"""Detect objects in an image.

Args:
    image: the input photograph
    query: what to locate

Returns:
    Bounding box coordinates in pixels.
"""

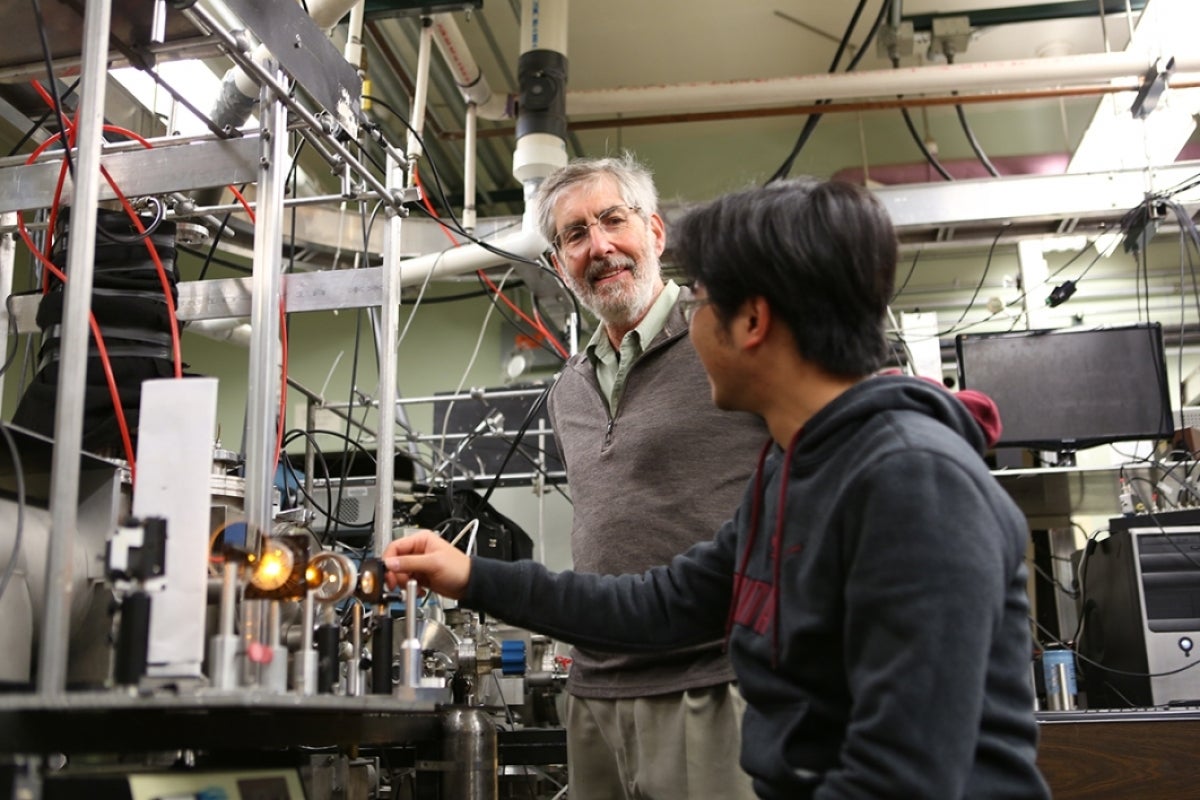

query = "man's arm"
[816,452,1015,798]
[385,520,741,652]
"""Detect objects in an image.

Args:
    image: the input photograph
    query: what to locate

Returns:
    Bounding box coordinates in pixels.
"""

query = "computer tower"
[1078,510,1200,707]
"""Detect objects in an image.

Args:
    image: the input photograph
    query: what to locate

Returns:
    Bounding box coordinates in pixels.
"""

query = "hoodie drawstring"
[725,429,804,668]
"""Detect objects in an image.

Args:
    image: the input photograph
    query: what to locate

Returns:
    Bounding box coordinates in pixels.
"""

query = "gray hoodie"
[467,375,1049,799]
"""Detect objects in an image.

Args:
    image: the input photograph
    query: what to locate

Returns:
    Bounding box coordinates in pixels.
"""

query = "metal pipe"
[463,103,478,232]
[294,591,318,695]
[564,51,1200,118]
[374,151,404,557]
[399,579,423,688]
[430,14,514,120]
[210,560,241,690]
[37,0,111,696]
[454,79,1200,139]
[242,74,288,551]
[344,1,367,70]
[0,212,14,404]
[184,5,403,210]
[407,19,435,165]
[347,601,363,696]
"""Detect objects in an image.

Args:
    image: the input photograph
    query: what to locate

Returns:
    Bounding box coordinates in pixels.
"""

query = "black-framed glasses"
[553,205,641,254]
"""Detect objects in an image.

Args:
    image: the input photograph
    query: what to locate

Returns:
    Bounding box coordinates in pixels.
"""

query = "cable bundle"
[12,206,181,456]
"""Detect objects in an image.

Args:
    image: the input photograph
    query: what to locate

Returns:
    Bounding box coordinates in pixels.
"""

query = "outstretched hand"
[382,530,472,599]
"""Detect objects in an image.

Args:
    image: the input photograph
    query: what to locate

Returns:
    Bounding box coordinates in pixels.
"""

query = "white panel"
[134,377,219,678]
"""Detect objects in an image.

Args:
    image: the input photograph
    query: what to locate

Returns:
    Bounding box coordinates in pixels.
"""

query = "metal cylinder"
[113,591,151,686]
[372,607,393,694]
[316,623,340,694]
[440,707,497,800]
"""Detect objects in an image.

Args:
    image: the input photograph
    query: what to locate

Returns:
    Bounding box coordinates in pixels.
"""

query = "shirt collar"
[586,280,682,363]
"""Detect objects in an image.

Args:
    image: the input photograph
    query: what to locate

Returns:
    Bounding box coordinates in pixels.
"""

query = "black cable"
[470,269,568,364]
[891,248,921,302]
[281,428,380,534]
[94,195,167,246]
[0,424,27,603]
[180,244,252,275]
[29,0,75,180]
[365,94,586,330]
[0,292,35,381]
[6,77,80,158]
[492,432,573,505]
[767,0,887,183]
[943,51,1000,178]
[1033,616,1200,681]
[898,105,954,181]
[954,104,1000,178]
[478,384,552,508]
[937,224,1007,336]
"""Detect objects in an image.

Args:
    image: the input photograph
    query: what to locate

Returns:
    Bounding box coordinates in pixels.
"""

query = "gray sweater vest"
[547,300,768,697]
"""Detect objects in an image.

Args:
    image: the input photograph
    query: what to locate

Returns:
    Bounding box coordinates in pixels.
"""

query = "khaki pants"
[565,683,756,800]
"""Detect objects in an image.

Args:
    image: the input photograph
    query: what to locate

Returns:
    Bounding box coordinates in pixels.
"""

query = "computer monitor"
[955,323,1173,454]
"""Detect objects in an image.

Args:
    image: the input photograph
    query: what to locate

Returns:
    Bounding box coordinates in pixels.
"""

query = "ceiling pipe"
[564,51,1200,118]
[453,78,1200,140]
[512,0,569,188]
[429,14,517,121]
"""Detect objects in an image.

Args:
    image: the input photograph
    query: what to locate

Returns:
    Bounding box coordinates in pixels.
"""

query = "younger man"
[385,179,1049,799]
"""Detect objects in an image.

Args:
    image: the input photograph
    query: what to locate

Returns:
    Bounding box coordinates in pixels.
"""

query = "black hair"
[674,178,896,378]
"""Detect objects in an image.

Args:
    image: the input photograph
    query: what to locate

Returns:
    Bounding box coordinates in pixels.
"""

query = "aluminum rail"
[38,0,111,697]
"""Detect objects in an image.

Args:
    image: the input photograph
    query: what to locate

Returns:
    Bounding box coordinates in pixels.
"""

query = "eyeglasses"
[680,296,711,324]
[553,205,641,254]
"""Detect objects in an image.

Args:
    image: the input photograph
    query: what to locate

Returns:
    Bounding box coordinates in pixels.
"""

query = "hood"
[799,374,990,459]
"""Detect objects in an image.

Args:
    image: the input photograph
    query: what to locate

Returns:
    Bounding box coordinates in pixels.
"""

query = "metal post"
[243,71,289,545]
[38,0,112,695]
[0,212,15,404]
[374,153,403,557]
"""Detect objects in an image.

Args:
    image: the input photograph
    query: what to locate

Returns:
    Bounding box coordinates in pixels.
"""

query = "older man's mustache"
[584,256,638,284]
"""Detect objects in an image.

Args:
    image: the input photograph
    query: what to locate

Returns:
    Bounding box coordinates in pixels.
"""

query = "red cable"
[23,95,185,378]
[275,297,288,474]
[412,167,569,359]
[13,222,138,480]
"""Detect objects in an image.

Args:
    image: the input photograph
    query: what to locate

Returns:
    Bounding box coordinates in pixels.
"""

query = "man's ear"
[549,250,565,277]
[739,296,772,350]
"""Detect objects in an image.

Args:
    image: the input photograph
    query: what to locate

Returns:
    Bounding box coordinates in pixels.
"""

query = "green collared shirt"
[586,280,682,414]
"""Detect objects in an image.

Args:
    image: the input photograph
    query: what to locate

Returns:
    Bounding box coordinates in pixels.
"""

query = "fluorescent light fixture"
[111,60,259,137]
[1069,0,1200,174]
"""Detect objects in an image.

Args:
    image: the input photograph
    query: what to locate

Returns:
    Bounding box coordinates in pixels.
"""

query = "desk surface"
[1037,709,1200,798]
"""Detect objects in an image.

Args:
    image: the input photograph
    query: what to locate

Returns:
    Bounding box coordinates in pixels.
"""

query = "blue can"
[1042,648,1077,709]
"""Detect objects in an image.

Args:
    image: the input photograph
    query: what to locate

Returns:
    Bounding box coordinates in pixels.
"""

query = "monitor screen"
[955,323,1174,451]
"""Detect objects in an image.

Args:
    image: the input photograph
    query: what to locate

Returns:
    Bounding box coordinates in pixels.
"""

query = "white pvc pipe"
[463,102,478,232]
[520,0,568,55]
[431,14,513,121]
[407,22,435,164]
[187,223,551,350]
[565,51,1200,118]
[397,222,548,286]
[344,1,366,70]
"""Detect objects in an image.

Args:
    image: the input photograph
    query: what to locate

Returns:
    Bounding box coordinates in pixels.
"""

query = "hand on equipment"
[382,530,472,600]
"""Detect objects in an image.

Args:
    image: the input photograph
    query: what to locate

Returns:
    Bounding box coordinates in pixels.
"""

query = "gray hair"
[532,153,661,245]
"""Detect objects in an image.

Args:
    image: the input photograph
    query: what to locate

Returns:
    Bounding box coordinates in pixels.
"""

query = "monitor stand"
[1037,449,1077,468]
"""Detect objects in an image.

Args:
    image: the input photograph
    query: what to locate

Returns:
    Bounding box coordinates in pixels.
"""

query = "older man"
[531,155,766,799]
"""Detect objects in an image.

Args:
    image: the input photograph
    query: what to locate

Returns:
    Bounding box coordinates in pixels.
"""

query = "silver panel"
[222,0,363,137]
[0,136,261,213]
[876,162,1200,230]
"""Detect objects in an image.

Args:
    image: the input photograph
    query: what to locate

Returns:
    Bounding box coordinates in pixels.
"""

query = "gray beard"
[573,255,660,329]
